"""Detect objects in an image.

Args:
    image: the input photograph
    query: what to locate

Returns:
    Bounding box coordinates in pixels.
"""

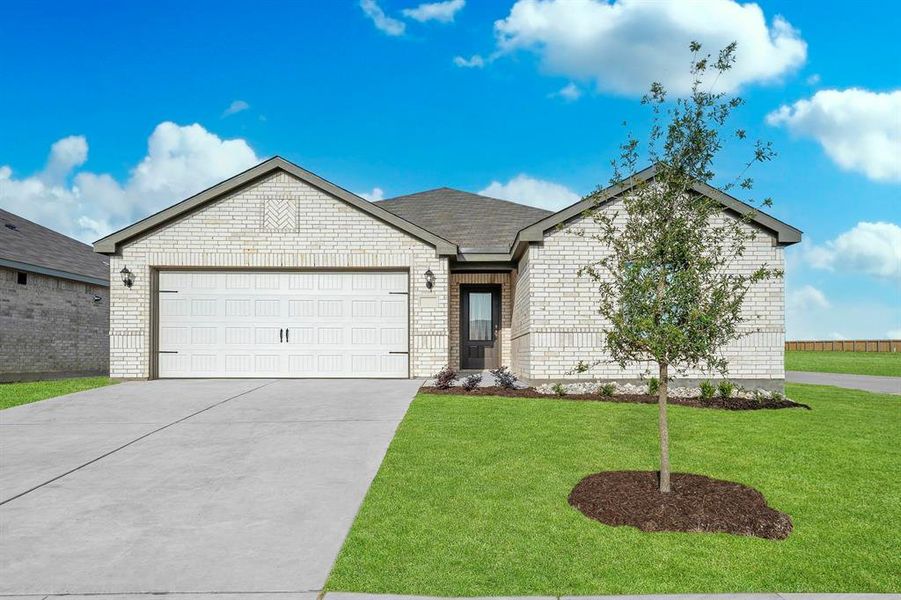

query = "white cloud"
[551,82,582,102]
[805,73,820,85]
[360,0,406,36]
[786,295,900,341]
[453,54,485,68]
[222,100,250,117]
[804,222,901,281]
[358,187,385,201]
[0,122,259,243]
[887,329,901,339]
[41,136,88,184]
[492,0,806,96]
[402,0,465,23]
[787,284,830,311]
[479,174,580,210]
[767,88,901,182]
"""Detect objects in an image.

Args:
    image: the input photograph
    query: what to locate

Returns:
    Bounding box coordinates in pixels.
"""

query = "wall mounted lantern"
[424,269,435,290]
[120,266,134,288]
[92,295,103,304]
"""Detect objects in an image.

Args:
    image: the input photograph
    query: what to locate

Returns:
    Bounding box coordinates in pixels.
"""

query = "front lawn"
[0,376,116,410]
[786,350,901,377]
[327,384,900,595]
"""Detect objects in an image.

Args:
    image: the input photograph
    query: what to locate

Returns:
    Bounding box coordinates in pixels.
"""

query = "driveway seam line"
[0,381,276,507]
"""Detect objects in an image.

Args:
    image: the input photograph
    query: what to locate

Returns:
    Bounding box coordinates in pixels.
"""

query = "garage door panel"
[157,271,409,378]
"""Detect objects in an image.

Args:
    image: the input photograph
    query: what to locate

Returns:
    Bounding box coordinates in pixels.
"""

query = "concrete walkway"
[786,370,901,394]
[0,378,422,597]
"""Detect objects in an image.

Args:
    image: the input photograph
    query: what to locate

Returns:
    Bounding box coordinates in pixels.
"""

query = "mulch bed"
[569,471,793,540]
[419,386,810,411]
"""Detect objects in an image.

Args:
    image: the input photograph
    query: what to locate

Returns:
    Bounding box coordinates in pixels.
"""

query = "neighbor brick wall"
[0,267,109,380]
[108,170,448,378]
[524,198,785,383]
[449,272,512,370]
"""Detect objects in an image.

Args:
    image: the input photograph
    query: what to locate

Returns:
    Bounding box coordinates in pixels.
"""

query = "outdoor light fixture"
[424,269,435,290]
[92,295,103,304]
[120,266,134,288]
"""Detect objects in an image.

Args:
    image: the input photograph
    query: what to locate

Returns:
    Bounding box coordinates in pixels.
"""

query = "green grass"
[786,350,901,377]
[0,377,116,410]
[327,384,900,594]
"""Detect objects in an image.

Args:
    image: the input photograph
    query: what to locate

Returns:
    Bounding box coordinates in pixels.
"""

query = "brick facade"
[512,198,786,387]
[0,267,109,380]
[108,171,448,379]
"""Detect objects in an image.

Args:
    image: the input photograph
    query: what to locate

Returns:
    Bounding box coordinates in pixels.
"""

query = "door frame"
[459,283,502,370]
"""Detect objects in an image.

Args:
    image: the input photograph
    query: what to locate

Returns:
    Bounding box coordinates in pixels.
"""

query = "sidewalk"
[786,370,901,394]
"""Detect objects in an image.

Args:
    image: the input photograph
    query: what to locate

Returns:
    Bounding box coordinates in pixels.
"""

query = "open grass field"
[0,377,115,410]
[327,384,900,595]
[785,350,901,377]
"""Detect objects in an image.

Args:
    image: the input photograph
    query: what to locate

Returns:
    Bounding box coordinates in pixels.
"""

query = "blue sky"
[1,0,898,339]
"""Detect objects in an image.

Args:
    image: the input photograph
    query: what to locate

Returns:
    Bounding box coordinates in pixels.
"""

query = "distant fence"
[786,340,900,353]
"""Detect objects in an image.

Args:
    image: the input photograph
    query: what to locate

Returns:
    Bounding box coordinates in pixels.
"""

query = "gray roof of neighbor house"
[376,188,553,252]
[0,209,110,286]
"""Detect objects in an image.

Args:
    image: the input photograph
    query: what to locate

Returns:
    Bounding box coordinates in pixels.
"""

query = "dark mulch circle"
[420,386,810,411]
[569,471,793,540]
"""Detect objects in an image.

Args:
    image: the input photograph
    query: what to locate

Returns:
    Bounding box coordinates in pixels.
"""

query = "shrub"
[647,376,659,395]
[717,380,735,399]
[490,366,518,389]
[461,373,482,392]
[699,380,715,401]
[771,390,784,402]
[434,366,457,390]
[552,382,567,396]
[752,389,766,403]
[599,383,617,398]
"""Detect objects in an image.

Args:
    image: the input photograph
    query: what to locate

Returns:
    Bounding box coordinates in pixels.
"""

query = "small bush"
[461,373,482,391]
[771,390,784,402]
[717,380,735,399]
[752,389,766,403]
[647,377,660,395]
[699,380,715,401]
[599,383,616,398]
[434,366,457,390]
[552,382,567,396]
[490,366,518,389]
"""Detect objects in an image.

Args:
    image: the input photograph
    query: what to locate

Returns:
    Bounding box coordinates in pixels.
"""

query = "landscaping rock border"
[419,386,810,410]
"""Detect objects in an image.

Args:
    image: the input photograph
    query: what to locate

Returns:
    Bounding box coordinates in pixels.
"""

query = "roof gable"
[515,164,802,250]
[376,188,552,251]
[0,209,109,285]
[94,157,457,255]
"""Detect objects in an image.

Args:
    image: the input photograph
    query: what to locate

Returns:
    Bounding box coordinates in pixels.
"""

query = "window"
[16,272,27,285]
[469,292,492,341]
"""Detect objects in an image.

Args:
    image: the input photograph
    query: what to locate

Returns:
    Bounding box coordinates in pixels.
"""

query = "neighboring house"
[94,157,801,389]
[0,209,110,381]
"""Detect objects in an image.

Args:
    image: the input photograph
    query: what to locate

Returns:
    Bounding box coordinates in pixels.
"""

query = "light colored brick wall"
[449,272,512,370]
[526,198,785,383]
[109,171,448,378]
[0,267,109,380]
[510,249,531,378]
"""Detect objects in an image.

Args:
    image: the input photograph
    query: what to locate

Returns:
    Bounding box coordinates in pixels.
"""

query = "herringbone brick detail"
[262,198,298,231]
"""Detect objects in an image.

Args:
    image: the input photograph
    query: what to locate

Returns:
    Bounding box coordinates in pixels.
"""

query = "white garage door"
[157,271,409,378]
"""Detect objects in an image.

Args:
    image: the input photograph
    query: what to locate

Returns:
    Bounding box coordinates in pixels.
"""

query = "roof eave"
[0,257,109,287]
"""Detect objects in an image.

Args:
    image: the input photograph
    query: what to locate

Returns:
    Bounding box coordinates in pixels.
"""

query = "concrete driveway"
[0,378,422,598]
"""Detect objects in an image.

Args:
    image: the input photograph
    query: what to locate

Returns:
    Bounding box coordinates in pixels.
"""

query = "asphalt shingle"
[375,188,553,252]
[0,209,110,282]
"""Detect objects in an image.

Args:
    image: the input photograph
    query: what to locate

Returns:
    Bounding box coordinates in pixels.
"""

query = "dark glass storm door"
[460,284,501,369]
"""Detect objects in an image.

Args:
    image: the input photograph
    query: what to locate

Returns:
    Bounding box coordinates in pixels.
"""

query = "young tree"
[576,42,782,492]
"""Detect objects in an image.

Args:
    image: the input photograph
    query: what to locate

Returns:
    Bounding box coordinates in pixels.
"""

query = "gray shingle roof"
[0,209,110,284]
[375,188,553,252]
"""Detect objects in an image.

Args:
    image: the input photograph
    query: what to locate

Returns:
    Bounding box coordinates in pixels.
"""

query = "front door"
[460,284,501,370]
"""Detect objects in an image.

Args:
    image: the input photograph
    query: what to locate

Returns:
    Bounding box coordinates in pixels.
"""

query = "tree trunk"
[658,362,671,493]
